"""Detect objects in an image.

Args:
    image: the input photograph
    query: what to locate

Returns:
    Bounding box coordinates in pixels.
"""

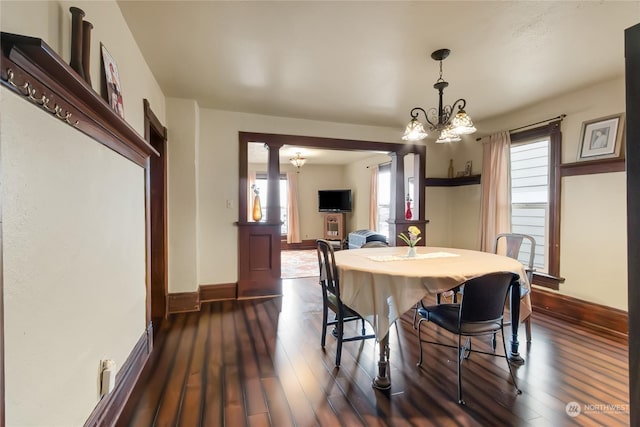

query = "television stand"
[323,213,344,247]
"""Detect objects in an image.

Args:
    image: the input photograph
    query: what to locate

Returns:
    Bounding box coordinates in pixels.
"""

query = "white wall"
[1,1,166,424]
[444,77,627,310]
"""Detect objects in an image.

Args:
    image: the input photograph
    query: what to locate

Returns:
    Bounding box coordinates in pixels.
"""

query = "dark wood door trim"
[143,99,168,330]
[238,132,425,298]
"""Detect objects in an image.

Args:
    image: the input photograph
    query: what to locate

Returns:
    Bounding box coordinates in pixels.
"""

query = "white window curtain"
[286,172,301,243]
[369,166,379,230]
[248,171,256,222]
[480,131,512,252]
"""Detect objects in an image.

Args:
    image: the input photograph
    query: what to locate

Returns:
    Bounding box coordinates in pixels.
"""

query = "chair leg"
[501,326,522,395]
[361,318,366,335]
[416,319,425,367]
[321,307,328,348]
[524,317,532,343]
[335,316,344,367]
[457,334,465,405]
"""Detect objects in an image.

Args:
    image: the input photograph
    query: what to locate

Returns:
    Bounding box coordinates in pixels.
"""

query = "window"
[510,138,549,272]
[510,121,563,288]
[255,174,288,235]
[377,163,391,238]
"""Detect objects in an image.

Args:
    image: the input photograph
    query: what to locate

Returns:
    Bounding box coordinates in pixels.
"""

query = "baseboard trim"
[531,287,628,341]
[167,291,199,313]
[281,239,317,250]
[200,283,236,302]
[168,283,238,314]
[84,323,152,427]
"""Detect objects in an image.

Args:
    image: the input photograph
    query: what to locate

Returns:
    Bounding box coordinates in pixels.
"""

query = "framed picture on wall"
[577,113,625,161]
[101,43,124,119]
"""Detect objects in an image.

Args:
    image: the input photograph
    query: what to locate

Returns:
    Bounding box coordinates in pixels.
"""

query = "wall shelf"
[0,31,157,166]
[425,175,481,187]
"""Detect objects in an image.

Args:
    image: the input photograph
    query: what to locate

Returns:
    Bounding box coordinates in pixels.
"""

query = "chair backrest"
[459,272,519,323]
[494,233,536,280]
[317,239,341,299]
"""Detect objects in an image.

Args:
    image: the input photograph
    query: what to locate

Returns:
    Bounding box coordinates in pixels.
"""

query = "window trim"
[510,120,564,289]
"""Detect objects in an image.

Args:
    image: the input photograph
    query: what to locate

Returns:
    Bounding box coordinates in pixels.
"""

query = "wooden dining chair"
[416,271,523,405]
[316,239,375,367]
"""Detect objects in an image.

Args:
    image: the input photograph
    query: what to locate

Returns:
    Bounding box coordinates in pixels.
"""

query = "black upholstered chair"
[316,239,375,367]
[416,271,522,405]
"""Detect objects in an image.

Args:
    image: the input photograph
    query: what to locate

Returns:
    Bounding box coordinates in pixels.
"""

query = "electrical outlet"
[100,359,116,396]
[226,199,232,209]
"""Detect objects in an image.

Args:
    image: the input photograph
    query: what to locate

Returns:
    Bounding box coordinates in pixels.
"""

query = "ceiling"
[118,1,639,163]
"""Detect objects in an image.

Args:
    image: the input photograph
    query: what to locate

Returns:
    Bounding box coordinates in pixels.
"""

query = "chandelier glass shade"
[402,49,477,143]
[289,152,307,168]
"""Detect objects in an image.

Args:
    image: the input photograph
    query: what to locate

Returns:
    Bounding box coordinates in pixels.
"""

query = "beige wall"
[443,77,627,310]
[2,94,147,426]
[176,108,407,289]
[1,0,166,424]
[344,153,393,232]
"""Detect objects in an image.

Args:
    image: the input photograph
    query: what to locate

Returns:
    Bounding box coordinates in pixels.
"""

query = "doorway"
[238,132,426,298]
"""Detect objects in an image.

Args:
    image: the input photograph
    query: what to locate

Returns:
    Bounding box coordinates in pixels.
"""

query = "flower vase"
[252,195,262,221]
[405,201,412,220]
[407,246,417,257]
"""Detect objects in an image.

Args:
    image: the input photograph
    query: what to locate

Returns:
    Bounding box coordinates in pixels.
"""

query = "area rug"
[281,249,319,279]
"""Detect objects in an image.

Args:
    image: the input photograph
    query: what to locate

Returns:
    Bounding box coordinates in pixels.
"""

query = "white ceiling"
[118,0,639,164]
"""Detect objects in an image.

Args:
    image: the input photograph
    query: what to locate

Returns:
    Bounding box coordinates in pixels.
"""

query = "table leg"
[509,280,525,365]
[373,333,391,390]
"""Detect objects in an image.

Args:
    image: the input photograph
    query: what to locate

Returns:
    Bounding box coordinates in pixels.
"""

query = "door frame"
[144,99,168,333]
[237,132,426,298]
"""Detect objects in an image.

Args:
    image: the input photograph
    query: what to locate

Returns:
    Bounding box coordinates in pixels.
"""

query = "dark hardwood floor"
[117,278,629,426]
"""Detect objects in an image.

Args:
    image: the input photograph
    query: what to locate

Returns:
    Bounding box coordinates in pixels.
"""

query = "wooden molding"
[84,324,152,427]
[425,175,481,187]
[531,287,628,341]
[281,239,317,250]
[560,158,626,177]
[168,283,239,313]
[200,283,236,302]
[167,292,199,313]
[531,272,564,291]
[0,32,158,166]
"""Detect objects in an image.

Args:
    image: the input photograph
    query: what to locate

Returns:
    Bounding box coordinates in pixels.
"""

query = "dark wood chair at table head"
[494,232,536,343]
[316,239,375,367]
[416,271,522,405]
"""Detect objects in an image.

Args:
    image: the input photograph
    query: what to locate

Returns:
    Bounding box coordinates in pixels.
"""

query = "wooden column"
[388,146,428,246]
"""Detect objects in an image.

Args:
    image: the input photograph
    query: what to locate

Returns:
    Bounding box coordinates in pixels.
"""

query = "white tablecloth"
[333,246,532,341]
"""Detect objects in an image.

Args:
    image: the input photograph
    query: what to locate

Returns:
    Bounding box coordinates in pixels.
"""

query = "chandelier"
[402,49,476,143]
[289,152,307,169]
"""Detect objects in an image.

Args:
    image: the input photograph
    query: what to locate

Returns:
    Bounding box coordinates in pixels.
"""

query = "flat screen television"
[318,189,352,212]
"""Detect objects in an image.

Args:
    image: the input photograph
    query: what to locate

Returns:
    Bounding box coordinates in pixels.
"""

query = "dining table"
[333,245,531,390]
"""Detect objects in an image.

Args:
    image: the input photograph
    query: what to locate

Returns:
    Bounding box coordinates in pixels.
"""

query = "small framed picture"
[101,44,124,118]
[577,113,625,161]
[464,161,472,176]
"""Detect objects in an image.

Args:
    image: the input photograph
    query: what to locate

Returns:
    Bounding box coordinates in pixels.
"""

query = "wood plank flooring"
[117,278,630,426]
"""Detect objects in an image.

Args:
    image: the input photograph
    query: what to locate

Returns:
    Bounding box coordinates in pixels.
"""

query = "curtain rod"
[475,114,566,141]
